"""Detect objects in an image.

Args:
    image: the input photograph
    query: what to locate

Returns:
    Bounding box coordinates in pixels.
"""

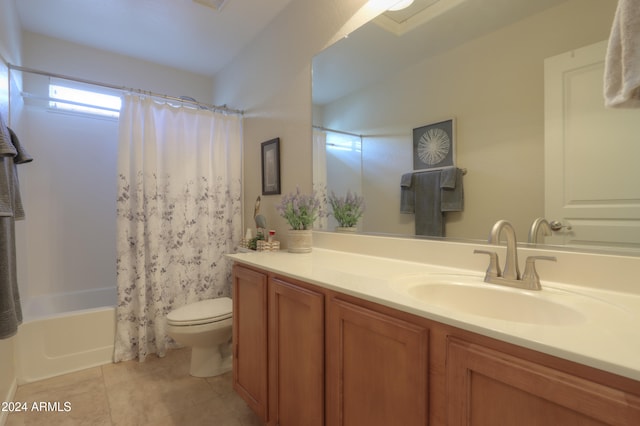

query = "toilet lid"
[167,297,232,326]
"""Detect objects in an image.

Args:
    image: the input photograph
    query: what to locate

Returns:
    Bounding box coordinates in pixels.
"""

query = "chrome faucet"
[528,217,552,244]
[475,220,556,290]
[489,220,519,280]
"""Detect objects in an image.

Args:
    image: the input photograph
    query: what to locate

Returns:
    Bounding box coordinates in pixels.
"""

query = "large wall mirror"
[312,0,640,255]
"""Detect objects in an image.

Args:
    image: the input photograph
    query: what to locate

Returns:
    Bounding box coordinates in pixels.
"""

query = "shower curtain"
[114,95,242,362]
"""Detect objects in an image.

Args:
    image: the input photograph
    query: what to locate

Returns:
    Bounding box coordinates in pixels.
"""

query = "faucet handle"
[522,256,557,290]
[474,250,501,280]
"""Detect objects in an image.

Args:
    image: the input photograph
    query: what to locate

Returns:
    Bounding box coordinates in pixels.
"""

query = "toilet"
[166,297,233,378]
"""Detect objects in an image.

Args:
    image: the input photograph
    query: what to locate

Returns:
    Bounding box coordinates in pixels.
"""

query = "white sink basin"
[394,274,587,325]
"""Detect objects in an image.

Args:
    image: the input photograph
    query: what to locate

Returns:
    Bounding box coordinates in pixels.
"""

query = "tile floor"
[6,348,263,426]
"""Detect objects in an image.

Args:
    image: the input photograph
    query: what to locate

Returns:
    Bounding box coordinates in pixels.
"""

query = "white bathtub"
[16,287,117,384]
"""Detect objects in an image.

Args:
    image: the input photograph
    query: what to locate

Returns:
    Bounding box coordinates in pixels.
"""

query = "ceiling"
[14,0,571,102]
[15,0,295,77]
[313,0,569,105]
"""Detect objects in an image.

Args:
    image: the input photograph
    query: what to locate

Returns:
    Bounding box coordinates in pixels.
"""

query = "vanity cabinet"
[445,336,640,425]
[325,295,429,426]
[232,264,324,426]
[232,265,269,421]
[268,276,324,426]
[232,263,640,426]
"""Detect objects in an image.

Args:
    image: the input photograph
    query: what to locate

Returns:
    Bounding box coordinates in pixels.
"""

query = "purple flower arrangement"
[276,187,323,230]
[328,190,365,228]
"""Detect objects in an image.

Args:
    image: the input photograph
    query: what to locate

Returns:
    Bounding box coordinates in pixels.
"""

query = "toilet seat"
[167,297,232,326]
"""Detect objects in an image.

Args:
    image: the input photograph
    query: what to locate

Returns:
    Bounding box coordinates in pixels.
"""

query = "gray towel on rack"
[400,172,415,214]
[0,122,17,158]
[441,167,464,212]
[413,170,444,237]
[8,128,33,165]
[0,115,30,339]
[6,128,31,220]
[440,166,457,189]
[0,119,17,217]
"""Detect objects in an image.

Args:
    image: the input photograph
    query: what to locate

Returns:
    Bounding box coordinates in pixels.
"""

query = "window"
[326,131,362,152]
[49,78,121,118]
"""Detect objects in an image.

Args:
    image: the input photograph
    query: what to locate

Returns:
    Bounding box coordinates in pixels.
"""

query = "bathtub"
[16,287,116,384]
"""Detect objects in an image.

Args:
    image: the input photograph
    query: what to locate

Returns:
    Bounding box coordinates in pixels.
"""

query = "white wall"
[0,0,21,67]
[212,0,382,240]
[16,104,119,301]
[21,33,213,102]
[319,0,616,240]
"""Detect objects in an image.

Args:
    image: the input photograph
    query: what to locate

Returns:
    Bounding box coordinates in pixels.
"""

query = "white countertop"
[227,248,640,381]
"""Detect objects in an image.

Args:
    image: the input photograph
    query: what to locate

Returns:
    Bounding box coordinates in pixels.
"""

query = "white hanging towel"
[604,0,640,108]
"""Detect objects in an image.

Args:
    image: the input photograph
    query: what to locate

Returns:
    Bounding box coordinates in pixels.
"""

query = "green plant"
[328,190,365,227]
[276,187,322,230]
[247,232,265,250]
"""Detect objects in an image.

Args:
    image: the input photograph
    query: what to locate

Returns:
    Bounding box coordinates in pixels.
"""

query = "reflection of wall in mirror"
[325,131,363,230]
[315,0,616,242]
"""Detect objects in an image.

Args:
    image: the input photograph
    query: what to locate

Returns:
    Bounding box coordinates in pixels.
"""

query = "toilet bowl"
[166,297,233,378]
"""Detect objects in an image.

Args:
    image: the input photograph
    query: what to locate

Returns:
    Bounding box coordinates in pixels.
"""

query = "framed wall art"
[412,118,455,171]
[261,137,281,195]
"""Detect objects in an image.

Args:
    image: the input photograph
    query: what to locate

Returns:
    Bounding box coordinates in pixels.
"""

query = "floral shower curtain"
[114,95,242,362]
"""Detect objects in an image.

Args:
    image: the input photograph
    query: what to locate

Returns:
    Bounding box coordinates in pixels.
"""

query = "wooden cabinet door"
[326,297,429,426]
[268,277,324,426]
[446,337,640,425]
[232,265,269,422]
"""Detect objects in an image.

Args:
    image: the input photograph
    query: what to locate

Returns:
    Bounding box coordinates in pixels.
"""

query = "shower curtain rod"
[8,63,243,115]
[313,125,362,138]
